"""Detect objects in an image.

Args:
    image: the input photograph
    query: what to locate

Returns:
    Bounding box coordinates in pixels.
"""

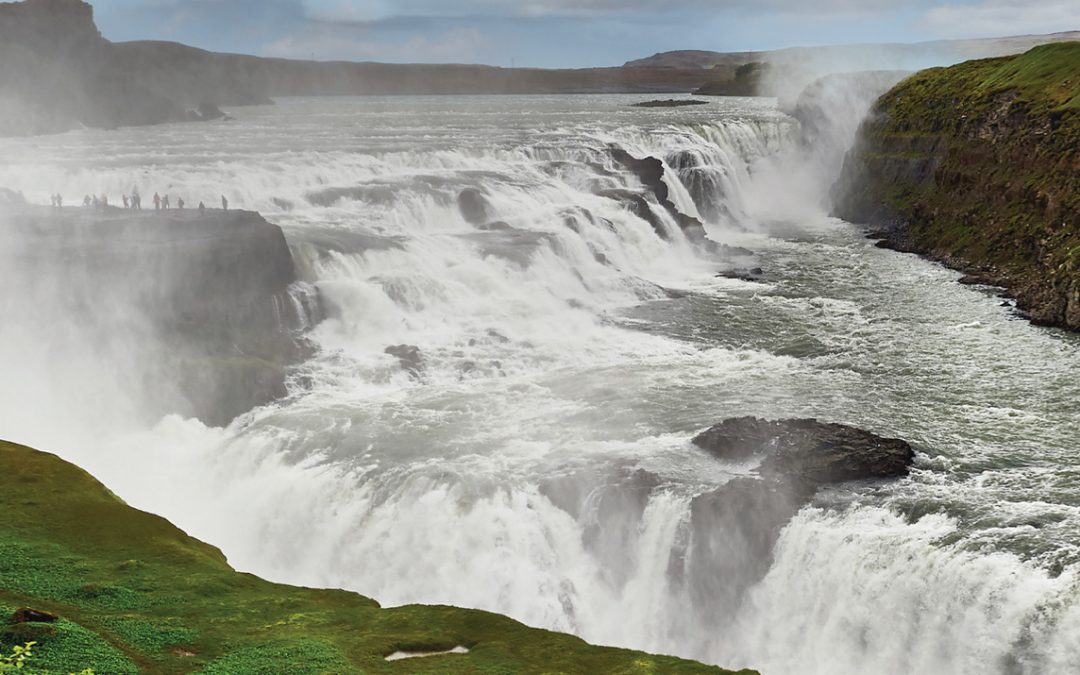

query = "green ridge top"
[0,440,753,674]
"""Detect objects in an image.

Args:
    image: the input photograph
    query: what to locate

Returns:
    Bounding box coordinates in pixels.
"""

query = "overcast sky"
[90,0,1080,67]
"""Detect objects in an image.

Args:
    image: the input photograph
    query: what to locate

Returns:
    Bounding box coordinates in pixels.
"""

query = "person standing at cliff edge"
[221,195,228,211]
[153,192,161,210]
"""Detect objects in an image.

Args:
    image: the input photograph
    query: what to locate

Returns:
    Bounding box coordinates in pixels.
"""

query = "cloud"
[302,0,938,22]
[921,0,1080,38]
[262,23,490,62]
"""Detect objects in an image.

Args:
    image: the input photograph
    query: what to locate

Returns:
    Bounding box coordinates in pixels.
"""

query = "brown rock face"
[12,607,59,624]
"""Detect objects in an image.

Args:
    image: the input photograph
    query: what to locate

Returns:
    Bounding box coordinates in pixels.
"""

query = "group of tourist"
[62,190,232,214]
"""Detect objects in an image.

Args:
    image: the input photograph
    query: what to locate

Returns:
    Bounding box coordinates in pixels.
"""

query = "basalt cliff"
[834,43,1080,331]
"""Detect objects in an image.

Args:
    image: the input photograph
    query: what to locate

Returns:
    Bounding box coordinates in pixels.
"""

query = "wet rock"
[608,148,716,251]
[477,220,512,231]
[197,103,226,120]
[716,267,764,282]
[693,417,914,488]
[686,477,804,619]
[958,272,997,286]
[631,99,710,108]
[386,344,424,376]
[457,188,491,225]
[12,608,59,624]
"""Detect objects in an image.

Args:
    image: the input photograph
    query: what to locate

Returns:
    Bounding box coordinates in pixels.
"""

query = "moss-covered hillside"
[0,440,753,674]
[833,42,1080,330]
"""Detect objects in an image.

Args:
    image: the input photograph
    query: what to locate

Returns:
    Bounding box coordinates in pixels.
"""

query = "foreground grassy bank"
[0,440,752,674]
[834,43,1080,330]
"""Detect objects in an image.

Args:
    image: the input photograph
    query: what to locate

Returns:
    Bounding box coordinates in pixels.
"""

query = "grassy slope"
[845,42,1080,327]
[0,440,753,674]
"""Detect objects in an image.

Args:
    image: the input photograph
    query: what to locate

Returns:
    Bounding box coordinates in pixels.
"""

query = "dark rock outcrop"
[0,206,310,425]
[630,99,709,108]
[833,44,1080,332]
[685,417,914,619]
[386,344,424,377]
[716,267,764,282]
[693,417,914,489]
[457,188,491,225]
[12,608,59,624]
[609,148,722,254]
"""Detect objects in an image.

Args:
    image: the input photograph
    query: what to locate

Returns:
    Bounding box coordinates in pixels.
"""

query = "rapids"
[1,94,1078,674]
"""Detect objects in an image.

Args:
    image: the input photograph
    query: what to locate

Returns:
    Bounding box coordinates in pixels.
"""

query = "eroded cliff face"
[0,0,269,136]
[0,207,311,426]
[833,43,1080,331]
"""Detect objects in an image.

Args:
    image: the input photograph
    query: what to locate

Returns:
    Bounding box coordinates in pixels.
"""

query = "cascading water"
[1,94,1079,675]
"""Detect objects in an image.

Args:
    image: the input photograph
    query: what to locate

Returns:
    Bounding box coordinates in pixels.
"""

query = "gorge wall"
[0,205,310,426]
[833,43,1080,331]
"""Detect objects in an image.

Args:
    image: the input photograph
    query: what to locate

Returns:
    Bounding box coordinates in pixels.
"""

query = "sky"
[89,0,1080,68]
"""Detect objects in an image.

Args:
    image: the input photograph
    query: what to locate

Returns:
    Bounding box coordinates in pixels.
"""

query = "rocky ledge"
[693,416,915,490]
[686,418,914,620]
[0,204,313,425]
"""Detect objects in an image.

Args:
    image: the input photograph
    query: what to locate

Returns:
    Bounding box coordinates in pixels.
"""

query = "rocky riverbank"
[833,43,1080,331]
[0,204,312,425]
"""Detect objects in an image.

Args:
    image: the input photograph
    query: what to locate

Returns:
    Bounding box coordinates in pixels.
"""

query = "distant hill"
[0,0,717,136]
[3,0,1078,137]
[637,32,1080,103]
[626,32,1080,70]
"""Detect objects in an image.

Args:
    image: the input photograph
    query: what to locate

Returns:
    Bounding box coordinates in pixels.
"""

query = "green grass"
[0,440,753,674]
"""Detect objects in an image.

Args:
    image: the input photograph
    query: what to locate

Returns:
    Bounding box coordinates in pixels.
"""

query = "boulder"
[386,344,424,376]
[692,417,914,488]
[12,608,59,624]
[457,189,491,225]
[196,102,226,120]
[716,267,764,282]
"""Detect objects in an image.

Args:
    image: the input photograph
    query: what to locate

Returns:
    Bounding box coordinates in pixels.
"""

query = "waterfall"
[2,95,1077,675]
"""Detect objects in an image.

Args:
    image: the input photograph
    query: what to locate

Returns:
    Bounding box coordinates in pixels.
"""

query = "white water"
[1,94,1079,674]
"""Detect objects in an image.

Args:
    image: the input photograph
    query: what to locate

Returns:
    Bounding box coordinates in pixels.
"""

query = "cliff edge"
[834,43,1080,331]
[0,439,753,674]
